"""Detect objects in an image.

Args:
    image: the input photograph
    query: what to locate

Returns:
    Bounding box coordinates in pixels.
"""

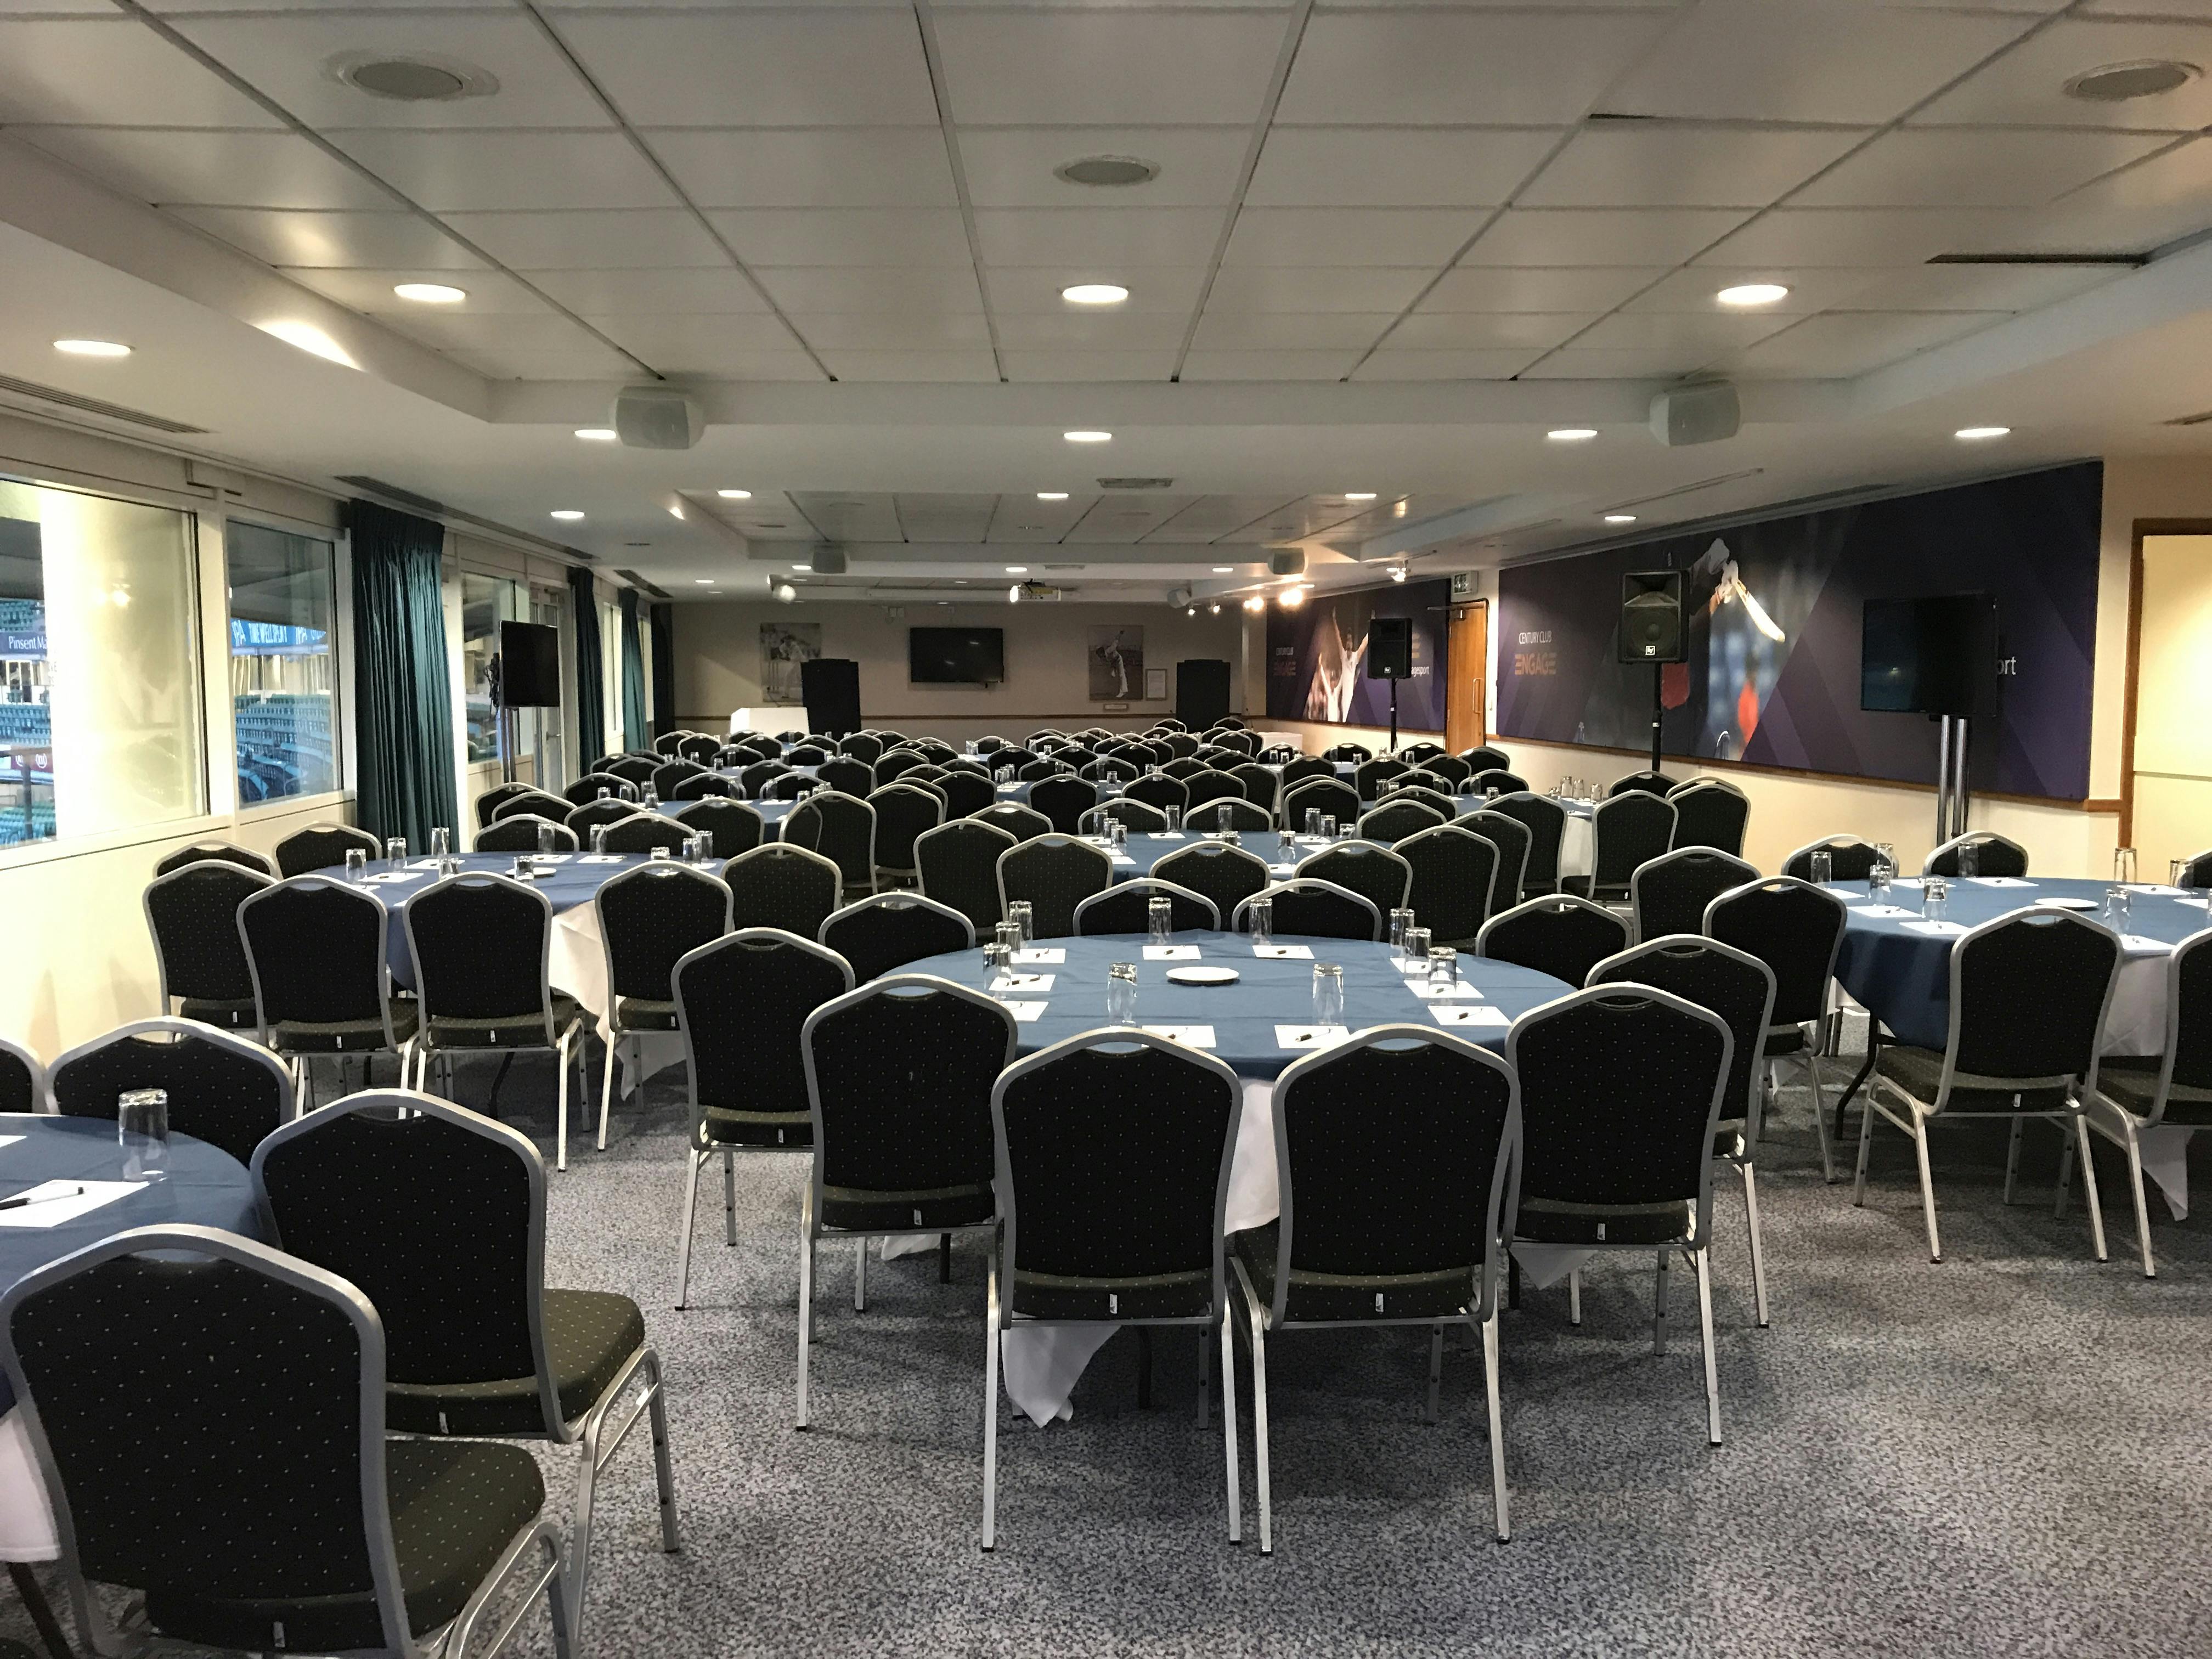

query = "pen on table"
[0,1186,82,1212]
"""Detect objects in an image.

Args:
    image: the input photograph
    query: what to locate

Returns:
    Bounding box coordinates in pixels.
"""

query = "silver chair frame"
[1229,878,1385,941]
[1920,830,2030,878]
[1298,839,1415,915]
[994,834,1114,933]
[595,861,735,1155]
[1627,846,1757,946]
[1706,876,1850,1187]
[239,876,417,1111]
[48,1015,295,1135]
[1071,879,1220,936]
[819,891,976,971]
[0,1035,47,1116]
[142,860,274,1023]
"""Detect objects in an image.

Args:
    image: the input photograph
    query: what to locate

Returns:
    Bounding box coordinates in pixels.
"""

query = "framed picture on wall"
[760,622,821,706]
[1088,625,1143,701]
[1144,667,1167,700]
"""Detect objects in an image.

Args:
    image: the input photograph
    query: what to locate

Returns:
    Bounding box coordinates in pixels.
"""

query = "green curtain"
[618,588,647,754]
[648,602,675,740]
[569,567,604,771]
[348,499,456,847]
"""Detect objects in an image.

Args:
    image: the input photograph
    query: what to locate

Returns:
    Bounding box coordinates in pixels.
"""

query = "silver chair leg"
[1739,1160,1770,1328]
[2072,1113,2109,1262]
[1482,1310,1510,1543]
[1804,1053,1835,1184]
[855,1236,868,1313]
[796,1184,816,1430]
[674,1148,703,1310]
[1218,1308,1242,1548]
[1567,1268,1581,1326]
[597,1031,618,1153]
[1425,1326,1443,1425]
[981,1262,1001,1551]
[1196,1322,1210,1426]
[1245,1291,1270,1555]
[2055,1132,2074,1216]
[555,1030,572,1173]
[1852,1087,1877,1204]
[2123,1122,2157,1278]
[1652,1250,1668,1355]
[722,1150,737,1246]
[642,1348,684,1554]
[1910,1110,1941,1263]
[2004,1118,2023,1205]
[1693,1248,1721,1447]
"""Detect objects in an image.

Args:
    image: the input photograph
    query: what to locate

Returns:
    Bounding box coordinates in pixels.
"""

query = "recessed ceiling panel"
[815,349,998,381]
[527,266,772,314]
[958,127,1249,208]
[0,18,283,127]
[167,207,488,270]
[1066,494,1201,543]
[1415,265,1669,312]
[998,349,1176,381]
[438,210,729,270]
[1190,313,1398,349]
[1191,266,1432,313]
[1222,208,1487,268]
[754,266,986,315]
[1459,208,1754,267]
[1718,309,2010,377]
[330,131,676,212]
[893,493,998,541]
[1916,18,2212,130]
[1351,349,1548,380]
[792,493,906,542]
[1517,124,1871,209]
[641,129,958,209]
[973,208,1226,268]
[283,267,552,315]
[1384,312,1600,350]
[1179,349,1363,381]
[1141,495,1305,544]
[704,208,973,267]
[1245,128,1562,208]
[1691,207,2030,267]
[1792,127,2174,208]
[986,494,1096,543]
[933,10,1287,125]
[17,128,399,210]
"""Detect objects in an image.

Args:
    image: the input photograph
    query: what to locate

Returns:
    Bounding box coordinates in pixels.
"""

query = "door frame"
[1446,599,1488,754]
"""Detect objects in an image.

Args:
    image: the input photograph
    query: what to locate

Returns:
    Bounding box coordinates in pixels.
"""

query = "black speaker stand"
[1387,676,1400,757]
[1649,664,1664,773]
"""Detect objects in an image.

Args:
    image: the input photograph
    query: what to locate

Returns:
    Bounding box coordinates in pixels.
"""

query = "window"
[227,521,337,804]
[461,572,522,765]
[0,479,202,849]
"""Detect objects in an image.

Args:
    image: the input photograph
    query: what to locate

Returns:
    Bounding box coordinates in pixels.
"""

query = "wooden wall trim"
[2116,520,2210,846]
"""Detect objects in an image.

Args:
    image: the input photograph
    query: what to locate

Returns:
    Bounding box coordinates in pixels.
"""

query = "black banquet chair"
[916,820,1017,935]
[1082,797,1168,836]
[1922,831,2029,879]
[1507,985,1735,1444]
[1476,894,1630,989]
[239,876,418,1105]
[49,1017,292,1166]
[2087,927,2212,1276]
[1231,1026,1519,1553]
[143,859,273,1031]
[1466,809,1532,910]
[997,835,1113,939]
[1233,879,1381,942]
[798,978,1016,1426]
[820,893,974,982]
[983,1029,1244,1549]
[0,1036,44,1115]
[400,873,588,1169]
[598,814,692,857]
[667,771,736,804]
[1153,842,1272,923]
[866,782,943,888]
[152,840,274,878]
[1667,778,1750,856]
[566,799,640,843]
[1281,778,1360,834]
[497,787,575,823]
[252,1094,681,1642]
[1356,800,1445,844]
[816,757,875,798]
[724,843,842,938]
[1190,797,1272,836]
[1580,790,1677,904]
[1396,822,1500,949]
[1607,769,1675,797]
[972,802,1051,844]
[672,931,854,1308]
[594,861,733,1151]
[1706,877,1851,1185]
[476,816,578,855]
[1460,744,1510,774]
[273,821,383,877]
[1073,879,1220,936]
[1483,794,1562,902]
[0,1225,574,1659]
[476,782,540,828]
[1855,909,2118,1264]
[675,798,765,860]
[1782,835,1883,883]
[1630,847,1758,943]
[1028,776,1098,836]
[1300,842,1414,921]
[1122,774,1189,817]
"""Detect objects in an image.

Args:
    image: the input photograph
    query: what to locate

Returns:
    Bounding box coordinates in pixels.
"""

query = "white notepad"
[2121,935,2175,953]
[1859,904,1917,918]
[1143,945,1200,961]
[364,871,423,884]
[1142,1025,1216,1048]
[1964,876,2034,887]
[1408,980,1483,1000]
[990,973,1055,994]
[1903,919,1967,936]
[1012,947,1065,965]
[1110,854,1137,866]
[0,1180,142,1228]
[1276,1024,1351,1051]
[1430,1005,1510,1028]
[1268,865,1300,877]
[1000,1001,1048,1023]
[579,854,625,865]
[1253,944,1314,960]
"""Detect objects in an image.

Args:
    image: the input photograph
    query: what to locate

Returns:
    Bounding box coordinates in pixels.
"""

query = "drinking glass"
[1923,874,1949,922]
[590,824,609,854]
[1485,786,1500,802]
[982,941,1012,980]
[1009,901,1035,946]
[345,847,368,883]
[1876,842,1896,875]
[1215,805,1234,834]
[995,921,1023,955]
[1312,963,1345,1025]
[1389,907,1415,952]
[1109,821,1129,852]
[643,787,661,810]
[2172,857,2188,889]
[996,768,1014,785]
[537,819,559,855]
[648,845,670,861]
[438,854,461,878]
[1107,962,1138,1025]
[1148,895,1173,947]
[1165,806,1183,834]
[597,787,612,802]
[1869,858,1892,899]
[1428,945,1458,986]
[1319,815,1337,842]
[511,855,535,880]
[1403,926,1432,968]
[1248,895,1273,948]
[2105,885,2132,933]
[430,826,452,857]
[117,1087,168,1181]
[1957,840,1979,879]
[2114,847,2138,885]
[1810,850,1833,887]
[686,833,710,864]
[1304,808,1322,839]
[385,837,407,864]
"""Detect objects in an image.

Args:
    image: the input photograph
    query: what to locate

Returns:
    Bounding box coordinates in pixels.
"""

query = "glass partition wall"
[226,520,338,804]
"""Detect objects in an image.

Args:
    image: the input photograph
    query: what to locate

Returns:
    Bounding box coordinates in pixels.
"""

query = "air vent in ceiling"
[1054,156,1159,188]
[1927,252,2146,267]
[2064,59,2199,103]
[1098,477,1173,489]
[615,569,671,600]
[1584,111,1658,122]
[0,374,207,434]
[330,53,498,103]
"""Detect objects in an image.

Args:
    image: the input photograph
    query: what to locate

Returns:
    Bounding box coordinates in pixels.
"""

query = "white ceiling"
[0,1,2209,600]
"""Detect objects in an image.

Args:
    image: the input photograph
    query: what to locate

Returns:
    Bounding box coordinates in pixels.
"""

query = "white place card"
[1110,854,1137,866]
[0,1137,25,1150]
[1408,980,1484,1000]
[1012,948,1065,965]
[1859,904,1917,918]
[2125,884,2188,896]
[2185,898,2212,911]
[1822,885,1864,897]
[1253,944,1314,960]
[1275,1024,1351,1051]
[579,854,625,864]
[1151,833,1188,842]
[0,1180,140,1229]
[1001,1001,1048,1023]
[1142,945,1200,961]
[990,973,1055,994]
[1965,876,2034,887]
[1268,864,1300,877]
[1890,877,1925,889]
[408,859,444,870]
[1142,1024,1216,1048]
[1903,919,1967,936]
[1430,1005,1510,1028]
[2120,935,2175,953]
[364,871,423,884]
[529,854,573,864]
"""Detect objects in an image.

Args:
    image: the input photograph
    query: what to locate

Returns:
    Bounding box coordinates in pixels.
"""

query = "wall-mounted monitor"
[1860,594,1998,718]
[498,619,561,707]
[910,626,1004,685]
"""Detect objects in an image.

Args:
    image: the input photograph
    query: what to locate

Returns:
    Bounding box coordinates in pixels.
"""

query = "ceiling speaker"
[1268,549,1306,577]
[809,545,847,575]
[612,386,703,450]
[1649,380,1740,447]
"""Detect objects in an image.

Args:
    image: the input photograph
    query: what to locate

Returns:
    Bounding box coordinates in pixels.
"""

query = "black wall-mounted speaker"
[1367,616,1413,679]
[1618,571,1686,663]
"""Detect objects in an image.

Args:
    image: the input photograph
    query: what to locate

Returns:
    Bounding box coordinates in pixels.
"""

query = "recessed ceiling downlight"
[332,54,496,102]
[394,283,466,304]
[53,339,129,357]
[1054,156,1160,188]
[1716,283,1789,307]
[1062,284,1130,305]
[2064,59,2199,102]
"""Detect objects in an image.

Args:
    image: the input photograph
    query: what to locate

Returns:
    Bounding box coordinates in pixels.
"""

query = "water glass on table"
[430,826,452,857]
[385,837,408,864]
[1388,907,1415,953]
[1810,850,1832,887]
[537,819,560,855]
[118,1087,168,1181]
[1312,962,1345,1025]
[685,833,711,865]
[1108,820,1128,853]
[590,824,610,854]
[1869,857,1892,898]
[1319,815,1338,842]
[2114,847,2138,885]
[995,921,1023,956]
[1957,840,1979,879]
[1248,895,1273,949]
[1165,806,1183,834]
[2104,885,2132,933]
[345,847,368,883]
[1008,901,1035,947]
[1305,808,1322,839]
[1427,946,1458,987]
[1106,961,1138,1025]
[1403,926,1432,969]
[1922,874,1949,922]
[1147,896,1173,948]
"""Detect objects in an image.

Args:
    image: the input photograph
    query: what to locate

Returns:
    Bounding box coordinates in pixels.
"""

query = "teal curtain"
[348,500,456,847]
[618,588,647,754]
[648,602,675,739]
[569,567,604,771]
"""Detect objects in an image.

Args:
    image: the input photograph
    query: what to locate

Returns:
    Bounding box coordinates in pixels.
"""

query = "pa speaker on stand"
[1618,572,1684,772]
[799,658,862,738]
[1366,617,1413,753]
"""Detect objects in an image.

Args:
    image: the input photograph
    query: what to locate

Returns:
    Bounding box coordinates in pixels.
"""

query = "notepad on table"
[990,973,1054,994]
[1001,1001,1048,1023]
[1253,944,1314,960]
[1142,1025,1216,1048]
[0,1181,142,1229]
[1275,1025,1350,1051]
[1430,1005,1510,1028]
[1012,947,1065,965]
[1142,945,1200,961]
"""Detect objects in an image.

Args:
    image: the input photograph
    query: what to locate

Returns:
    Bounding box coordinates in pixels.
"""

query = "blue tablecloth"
[1832,876,2209,1051]
[0,1116,262,1414]
[894,934,1575,1080]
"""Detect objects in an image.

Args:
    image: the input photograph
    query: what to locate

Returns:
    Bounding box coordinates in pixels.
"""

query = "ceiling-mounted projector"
[1268,549,1306,577]
[611,386,703,450]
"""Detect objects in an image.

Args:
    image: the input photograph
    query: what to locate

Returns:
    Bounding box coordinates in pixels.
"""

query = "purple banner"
[1497,462,2100,800]
[1267,578,1449,731]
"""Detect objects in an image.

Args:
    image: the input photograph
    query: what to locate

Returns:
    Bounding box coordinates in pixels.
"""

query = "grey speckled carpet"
[5,1049,2210,1659]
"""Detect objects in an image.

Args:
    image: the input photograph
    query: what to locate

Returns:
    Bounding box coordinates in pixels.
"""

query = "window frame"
[224,514,347,819]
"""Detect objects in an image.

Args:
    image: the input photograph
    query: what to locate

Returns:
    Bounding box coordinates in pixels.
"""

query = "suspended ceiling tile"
[373,309,606,353]
[168,12,611,129]
[792,493,906,541]
[438,210,729,269]
[585,313,807,360]
[1245,127,1563,208]
[972,207,1225,267]
[15,127,398,210]
[281,267,554,316]
[527,266,772,314]
[1691,206,2032,266]
[1571,309,1797,353]
[988,266,1211,314]
[0,18,283,127]
[1277,10,1673,126]
[1620,265,1886,313]
[957,127,1250,208]
[932,10,1286,125]
[1189,313,1397,349]
[1839,262,2128,312]
[1383,312,1600,350]
[166,207,489,270]
[646,128,958,209]
[788,312,994,349]
[1066,493,1202,541]
[754,265,985,314]
[443,341,639,381]
[552,9,941,127]
[1791,127,2175,208]
[816,349,1001,382]
[998,349,1176,381]
[1222,208,1487,268]
[1717,309,2010,376]
[329,130,676,212]
[894,494,1000,540]
[1178,349,1362,381]
[986,495,1096,543]
[1516,346,1725,379]
[1460,208,1753,266]
[992,312,1189,349]
[1915,18,2212,130]
[1602,2,2040,125]
[2000,136,2212,253]
[1140,495,1305,544]
[1350,348,1549,380]
[1204,266,1435,312]
[1517,123,1872,210]
[1415,265,1669,312]
[704,208,973,267]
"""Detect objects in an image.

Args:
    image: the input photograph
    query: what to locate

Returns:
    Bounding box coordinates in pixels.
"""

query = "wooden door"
[1445,601,1488,754]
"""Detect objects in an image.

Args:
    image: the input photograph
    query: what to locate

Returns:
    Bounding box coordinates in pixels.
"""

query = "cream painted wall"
[2131,533,2212,878]
[670,600,1245,740]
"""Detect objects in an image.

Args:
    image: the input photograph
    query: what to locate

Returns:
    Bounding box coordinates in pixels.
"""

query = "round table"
[0,1116,262,1561]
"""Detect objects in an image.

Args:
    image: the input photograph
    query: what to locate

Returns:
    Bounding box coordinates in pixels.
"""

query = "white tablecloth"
[552,906,684,1092]
[0,1409,58,1562]
[1559,813,1594,881]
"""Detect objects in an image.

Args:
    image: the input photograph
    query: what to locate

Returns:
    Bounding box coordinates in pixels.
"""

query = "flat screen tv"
[1860,594,1997,718]
[910,626,1004,685]
[498,620,561,707]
